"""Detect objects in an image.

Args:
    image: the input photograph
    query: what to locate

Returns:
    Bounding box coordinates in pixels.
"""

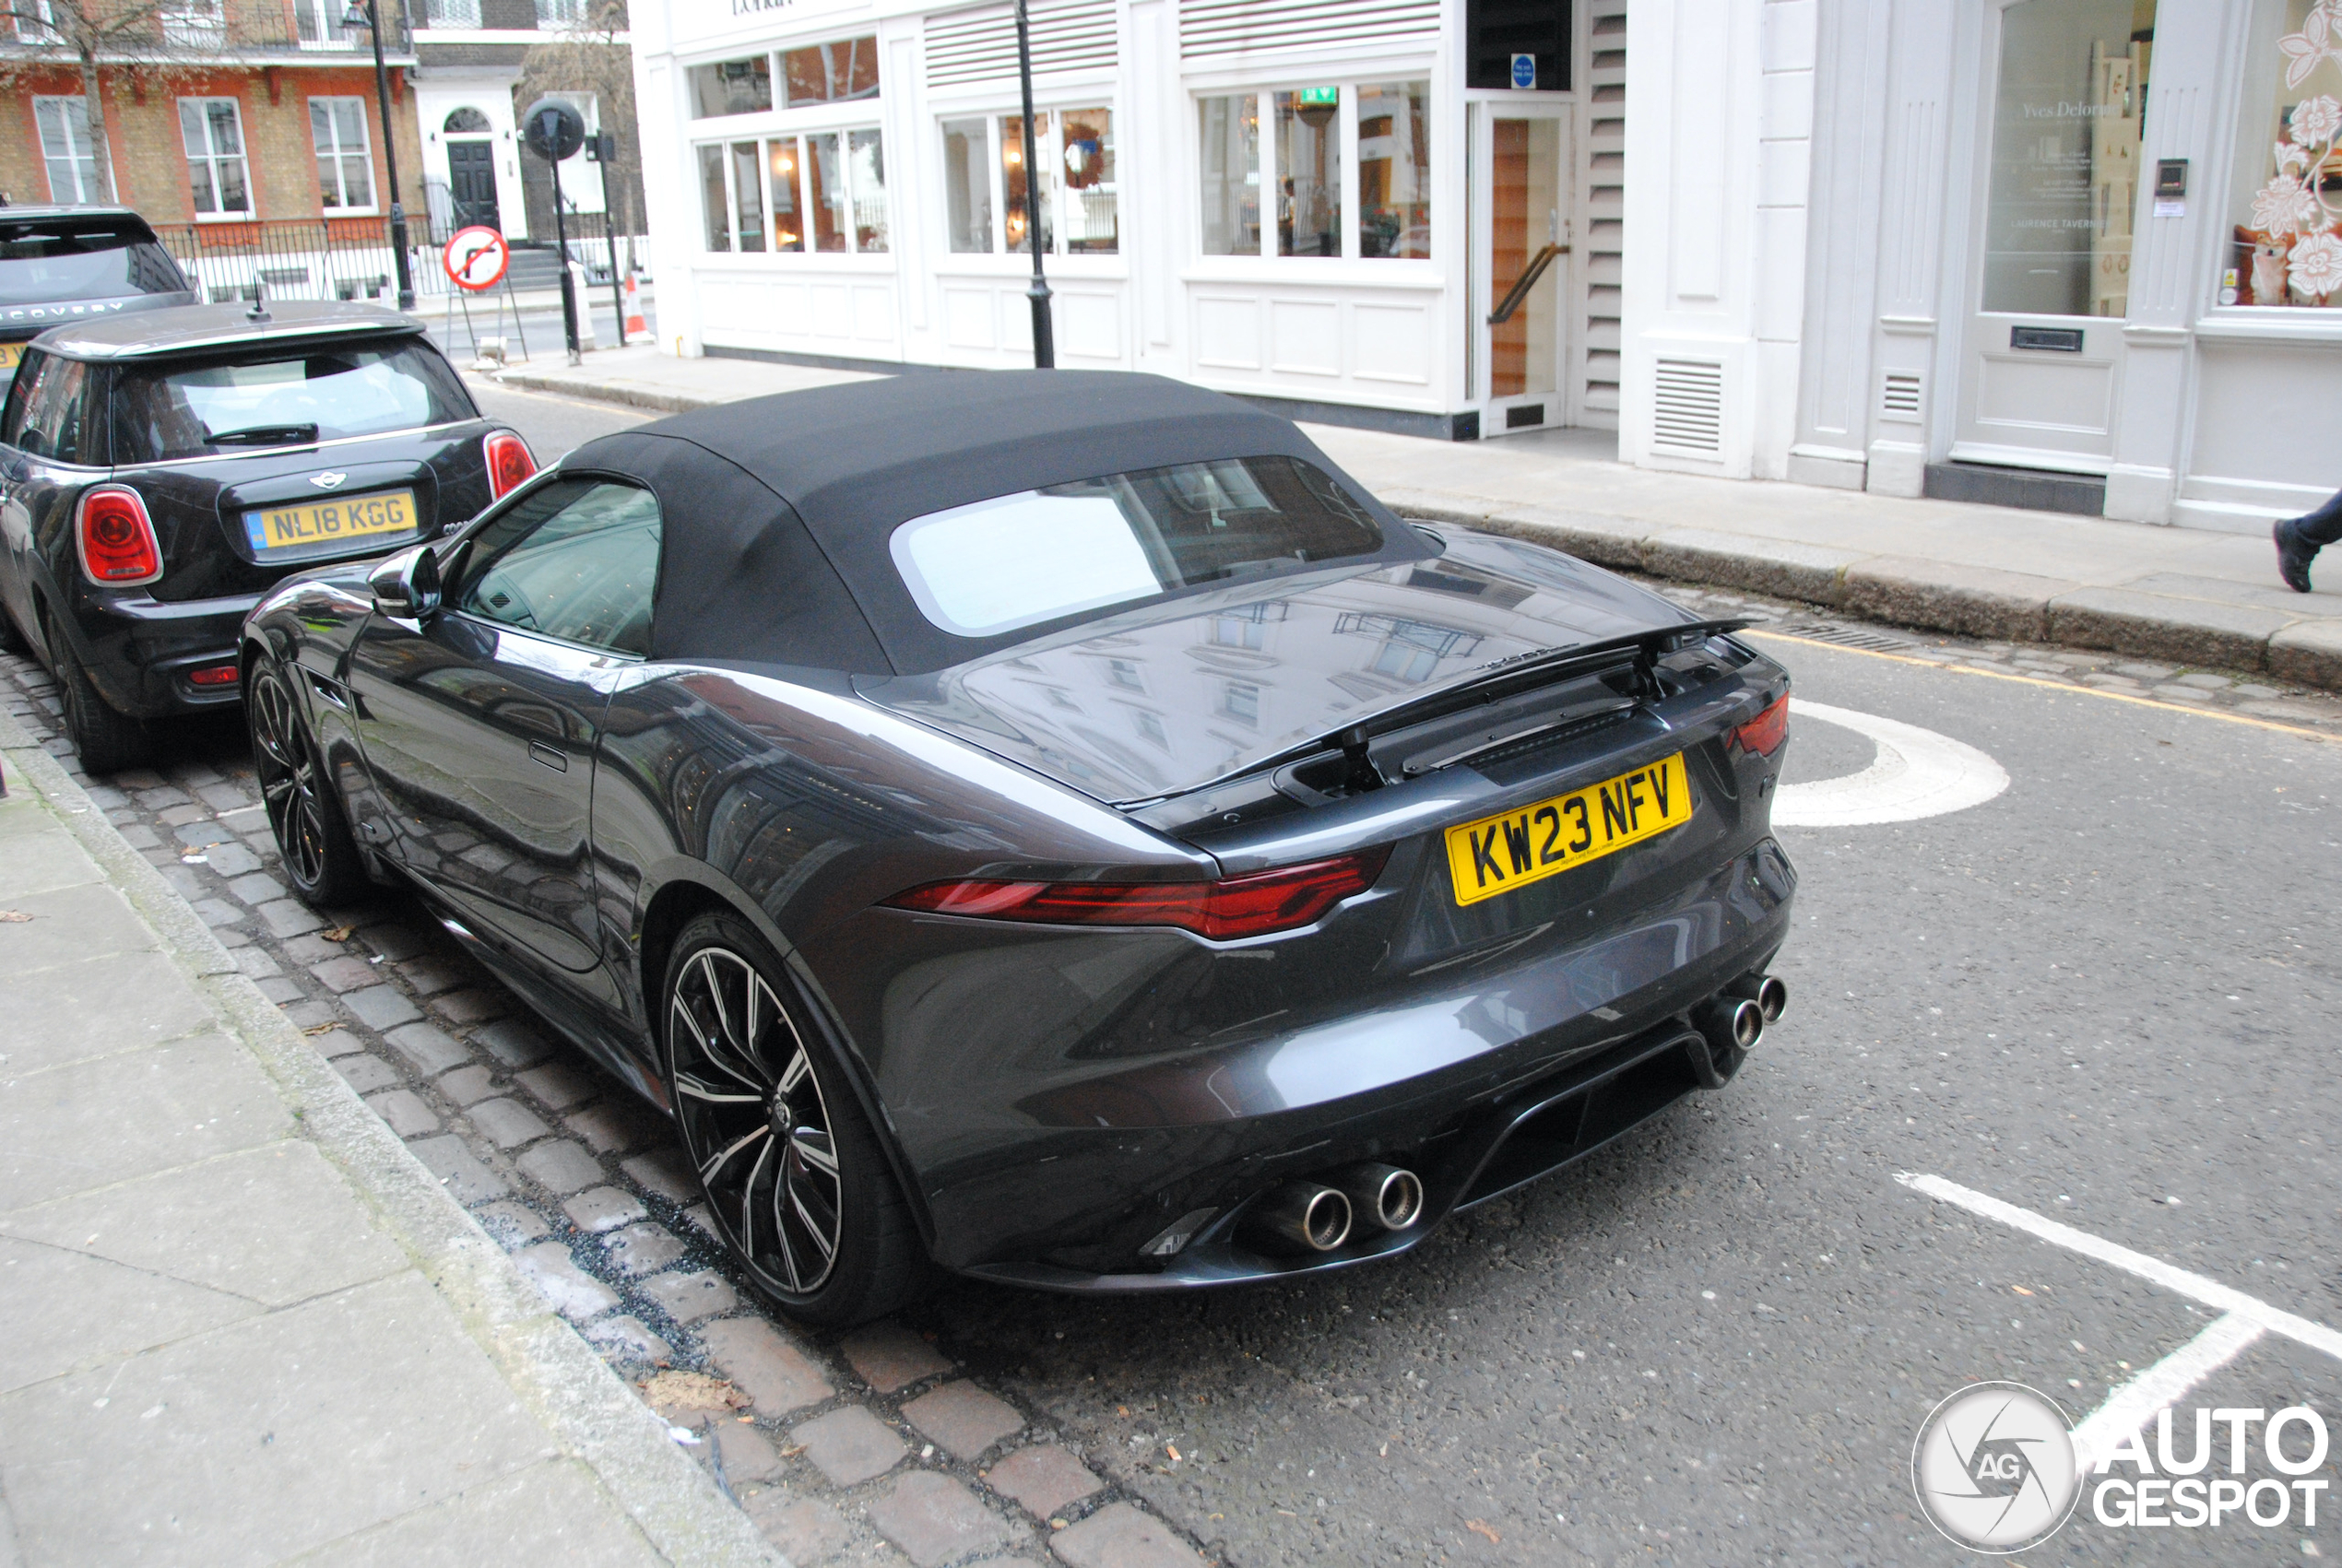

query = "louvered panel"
[1652,359,1725,454]
[1576,0,1629,430]
[1178,0,1438,60]
[926,0,1116,88]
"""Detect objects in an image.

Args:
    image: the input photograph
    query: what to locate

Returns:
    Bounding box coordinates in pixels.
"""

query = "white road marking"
[1773,701,2009,828]
[1897,1173,2342,1468]
[2068,1314,2265,1473]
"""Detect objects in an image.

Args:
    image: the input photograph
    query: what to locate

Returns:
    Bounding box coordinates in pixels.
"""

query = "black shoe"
[2277,519,2318,594]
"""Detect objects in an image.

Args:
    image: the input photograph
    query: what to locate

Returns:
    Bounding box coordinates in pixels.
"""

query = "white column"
[1620,0,1816,481]
[631,0,702,358]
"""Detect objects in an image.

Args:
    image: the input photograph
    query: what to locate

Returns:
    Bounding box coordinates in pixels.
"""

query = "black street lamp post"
[1014,0,1053,369]
[344,0,415,312]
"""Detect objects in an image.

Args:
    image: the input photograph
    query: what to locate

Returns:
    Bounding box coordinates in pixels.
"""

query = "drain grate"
[1783,623,1917,654]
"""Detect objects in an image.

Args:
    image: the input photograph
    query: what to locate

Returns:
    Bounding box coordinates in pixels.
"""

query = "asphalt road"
[24,382,2342,1564]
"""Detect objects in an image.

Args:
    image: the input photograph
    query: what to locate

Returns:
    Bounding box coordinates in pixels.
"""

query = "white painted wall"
[1619,0,1816,480]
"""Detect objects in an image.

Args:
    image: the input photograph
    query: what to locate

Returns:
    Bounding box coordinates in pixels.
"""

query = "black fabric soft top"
[560,370,1432,677]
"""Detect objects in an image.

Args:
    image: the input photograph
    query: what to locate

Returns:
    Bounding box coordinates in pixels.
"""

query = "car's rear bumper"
[912,837,1795,1285]
[64,589,260,717]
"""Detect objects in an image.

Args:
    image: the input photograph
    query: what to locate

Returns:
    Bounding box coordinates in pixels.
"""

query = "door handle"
[528,740,569,772]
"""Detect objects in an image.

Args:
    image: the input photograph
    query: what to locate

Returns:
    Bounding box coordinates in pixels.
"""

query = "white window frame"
[1189,77,1437,266]
[34,96,103,204]
[935,100,1121,263]
[310,96,377,215]
[179,97,254,222]
[692,123,889,260]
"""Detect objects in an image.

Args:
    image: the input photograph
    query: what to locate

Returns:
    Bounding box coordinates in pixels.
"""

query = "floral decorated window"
[2229,0,2342,307]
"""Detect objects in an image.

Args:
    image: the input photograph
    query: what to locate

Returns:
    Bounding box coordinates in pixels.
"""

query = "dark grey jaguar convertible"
[241,371,1796,1324]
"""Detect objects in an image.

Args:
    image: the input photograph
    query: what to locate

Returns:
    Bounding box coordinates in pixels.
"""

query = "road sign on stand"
[443,227,510,292]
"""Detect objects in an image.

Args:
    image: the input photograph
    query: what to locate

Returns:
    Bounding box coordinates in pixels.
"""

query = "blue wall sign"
[1510,53,1536,89]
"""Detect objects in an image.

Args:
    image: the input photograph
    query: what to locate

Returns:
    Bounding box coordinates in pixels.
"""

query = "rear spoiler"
[1123,617,1756,807]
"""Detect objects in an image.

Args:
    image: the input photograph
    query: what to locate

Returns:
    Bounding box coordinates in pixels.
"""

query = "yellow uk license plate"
[1444,752,1693,907]
[244,489,417,554]
[0,344,22,370]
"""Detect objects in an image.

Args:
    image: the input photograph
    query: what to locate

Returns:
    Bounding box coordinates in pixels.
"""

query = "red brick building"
[0,0,426,298]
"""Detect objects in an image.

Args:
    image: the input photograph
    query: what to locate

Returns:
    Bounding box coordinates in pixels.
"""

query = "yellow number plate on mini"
[244,489,417,554]
[1444,752,1692,907]
[0,345,21,371]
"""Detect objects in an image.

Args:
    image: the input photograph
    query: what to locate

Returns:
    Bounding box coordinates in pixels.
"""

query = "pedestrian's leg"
[2294,486,2342,548]
[2276,488,2342,593]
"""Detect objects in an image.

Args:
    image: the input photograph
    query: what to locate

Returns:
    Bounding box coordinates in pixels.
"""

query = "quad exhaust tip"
[1248,1181,1354,1255]
[1333,1163,1425,1232]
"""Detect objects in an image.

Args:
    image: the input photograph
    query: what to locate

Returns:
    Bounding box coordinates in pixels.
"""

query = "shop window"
[1357,81,1429,259]
[1980,0,2152,317]
[1001,112,1052,253]
[704,133,885,255]
[2228,0,2342,306]
[179,98,252,218]
[848,129,888,252]
[33,98,101,204]
[1199,95,1260,255]
[1274,88,1341,257]
[1059,109,1115,253]
[691,56,772,119]
[700,145,731,250]
[769,139,804,252]
[783,36,878,106]
[942,117,992,252]
[311,97,374,212]
[731,141,766,253]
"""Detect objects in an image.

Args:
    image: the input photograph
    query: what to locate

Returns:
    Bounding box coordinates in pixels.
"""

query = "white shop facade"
[1738,0,2342,526]
[630,0,1625,439]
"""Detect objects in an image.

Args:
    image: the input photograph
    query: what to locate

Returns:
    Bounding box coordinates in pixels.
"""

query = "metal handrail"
[1486,242,1567,325]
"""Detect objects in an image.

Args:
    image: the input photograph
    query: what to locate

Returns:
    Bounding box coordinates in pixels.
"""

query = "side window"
[0,352,50,451]
[18,357,90,464]
[453,478,661,656]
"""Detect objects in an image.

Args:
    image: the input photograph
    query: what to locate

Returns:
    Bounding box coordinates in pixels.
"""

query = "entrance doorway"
[1473,106,1572,436]
[1953,0,2155,476]
[444,110,501,232]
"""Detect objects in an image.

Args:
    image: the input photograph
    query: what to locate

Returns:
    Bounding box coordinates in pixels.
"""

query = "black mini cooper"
[0,300,534,771]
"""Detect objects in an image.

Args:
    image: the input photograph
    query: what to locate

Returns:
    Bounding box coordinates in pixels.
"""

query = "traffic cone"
[623,272,647,337]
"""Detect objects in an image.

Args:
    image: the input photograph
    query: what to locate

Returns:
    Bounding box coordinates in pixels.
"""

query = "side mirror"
[368,544,442,620]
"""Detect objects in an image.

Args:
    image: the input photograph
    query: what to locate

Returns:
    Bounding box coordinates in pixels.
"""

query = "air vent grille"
[1650,358,1724,454]
[927,0,1116,88]
[1880,370,1923,423]
[1179,0,1438,60]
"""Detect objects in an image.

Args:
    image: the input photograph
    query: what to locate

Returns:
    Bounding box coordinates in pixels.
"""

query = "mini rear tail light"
[884,846,1392,941]
[187,662,240,688]
[1732,694,1790,757]
[484,430,537,500]
[76,486,162,586]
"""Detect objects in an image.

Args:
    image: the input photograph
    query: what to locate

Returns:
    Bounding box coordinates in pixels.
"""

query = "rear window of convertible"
[111,338,474,463]
[889,454,1384,638]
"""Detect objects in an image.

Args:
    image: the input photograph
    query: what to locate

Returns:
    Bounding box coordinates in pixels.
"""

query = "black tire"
[663,911,929,1326]
[246,654,372,907]
[44,607,148,773]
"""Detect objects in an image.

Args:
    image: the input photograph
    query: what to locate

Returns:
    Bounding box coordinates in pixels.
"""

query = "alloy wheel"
[249,669,330,890]
[668,947,843,1296]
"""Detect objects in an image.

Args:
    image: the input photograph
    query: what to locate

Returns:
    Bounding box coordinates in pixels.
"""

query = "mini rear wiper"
[206,423,319,447]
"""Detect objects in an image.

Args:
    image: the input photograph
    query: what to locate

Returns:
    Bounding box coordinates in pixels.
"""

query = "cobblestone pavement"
[10,579,2342,1568]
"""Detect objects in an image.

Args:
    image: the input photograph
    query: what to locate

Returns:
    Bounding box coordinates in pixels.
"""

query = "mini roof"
[34,301,421,361]
[560,370,1429,677]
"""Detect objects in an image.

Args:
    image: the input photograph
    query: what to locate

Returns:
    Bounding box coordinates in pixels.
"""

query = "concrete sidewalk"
[0,715,778,1567]
[491,346,2342,689]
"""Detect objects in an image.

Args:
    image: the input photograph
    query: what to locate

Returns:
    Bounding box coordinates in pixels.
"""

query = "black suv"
[0,207,197,371]
[0,300,535,771]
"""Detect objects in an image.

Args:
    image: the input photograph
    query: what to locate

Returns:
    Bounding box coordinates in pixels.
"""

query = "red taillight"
[1733,695,1790,757]
[76,487,162,585]
[484,430,537,500]
[186,663,240,688]
[884,846,1392,941]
